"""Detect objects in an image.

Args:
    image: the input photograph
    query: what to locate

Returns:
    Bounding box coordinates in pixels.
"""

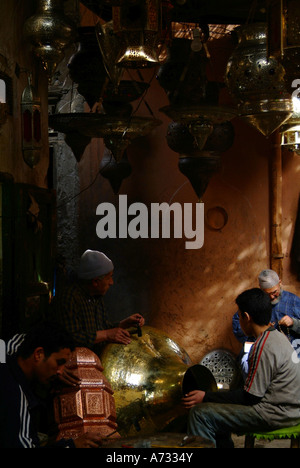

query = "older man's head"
[258,269,282,305]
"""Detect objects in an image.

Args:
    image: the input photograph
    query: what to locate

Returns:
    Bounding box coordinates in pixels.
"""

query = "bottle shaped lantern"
[225,22,293,136]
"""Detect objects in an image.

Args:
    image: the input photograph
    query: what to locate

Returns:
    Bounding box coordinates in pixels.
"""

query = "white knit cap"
[78,250,113,280]
[258,269,280,289]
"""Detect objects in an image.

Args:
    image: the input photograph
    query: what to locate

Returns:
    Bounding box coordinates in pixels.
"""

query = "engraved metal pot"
[167,121,234,200]
[100,326,217,436]
[225,22,293,136]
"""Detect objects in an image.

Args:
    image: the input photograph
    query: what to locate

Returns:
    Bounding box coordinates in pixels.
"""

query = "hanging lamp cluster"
[23,0,300,187]
[266,0,300,153]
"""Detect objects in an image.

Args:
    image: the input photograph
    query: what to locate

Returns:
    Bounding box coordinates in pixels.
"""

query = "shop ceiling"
[80,0,267,25]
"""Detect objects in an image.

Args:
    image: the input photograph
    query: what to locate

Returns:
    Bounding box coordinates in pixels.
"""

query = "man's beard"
[271,288,283,305]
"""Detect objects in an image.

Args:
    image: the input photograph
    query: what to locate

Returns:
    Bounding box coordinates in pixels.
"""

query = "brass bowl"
[100,326,217,436]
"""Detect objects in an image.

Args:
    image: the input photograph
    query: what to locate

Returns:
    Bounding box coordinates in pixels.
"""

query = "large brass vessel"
[100,326,217,436]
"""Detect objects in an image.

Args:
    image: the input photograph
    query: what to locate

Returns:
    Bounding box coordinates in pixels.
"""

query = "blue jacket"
[232,290,300,353]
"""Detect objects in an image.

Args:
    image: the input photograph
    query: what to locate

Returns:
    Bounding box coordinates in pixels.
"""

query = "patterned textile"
[56,281,114,355]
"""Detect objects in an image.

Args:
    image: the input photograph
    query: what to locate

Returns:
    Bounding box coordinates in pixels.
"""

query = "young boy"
[183,288,300,448]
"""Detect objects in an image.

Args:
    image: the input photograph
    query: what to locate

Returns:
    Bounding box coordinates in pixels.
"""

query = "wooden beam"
[270,130,283,277]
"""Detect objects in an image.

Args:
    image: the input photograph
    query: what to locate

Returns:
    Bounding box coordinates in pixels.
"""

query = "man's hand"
[73,432,102,448]
[182,390,206,409]
[119,314,145,329]
[278,315,294,327]
[57,367,81,387]
[104,327,132,345]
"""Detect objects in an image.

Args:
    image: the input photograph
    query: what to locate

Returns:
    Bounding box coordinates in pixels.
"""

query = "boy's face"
[34,348,72,385]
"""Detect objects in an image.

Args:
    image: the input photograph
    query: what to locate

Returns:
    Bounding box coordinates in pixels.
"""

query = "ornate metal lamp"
[48,112,162,162]
[112,0,162,68]
[225,22,293,136]
[267,0,300,94]
[158,36,236,152]
[100,148,132,193]
[166,120,235,200]
[23,0,76,79]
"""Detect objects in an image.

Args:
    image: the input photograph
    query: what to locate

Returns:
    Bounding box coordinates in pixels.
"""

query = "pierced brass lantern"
[267,0,300,94]
[23,0,76,79]
[112,0,161,68]
[225,22,293,136]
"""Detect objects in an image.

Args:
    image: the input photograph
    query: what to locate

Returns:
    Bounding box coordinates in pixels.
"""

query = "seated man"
[0,321,103,448]
[183,288,300,448]
[232,269,300,378]
[56,249,145,357]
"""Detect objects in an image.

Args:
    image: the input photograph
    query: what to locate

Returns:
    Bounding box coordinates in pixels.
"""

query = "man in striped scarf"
[183,288,300,448]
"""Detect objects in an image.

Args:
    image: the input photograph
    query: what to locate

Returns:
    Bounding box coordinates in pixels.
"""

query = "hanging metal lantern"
[100,147,132,193]
[167,121,235,200]
[161,103,236,152]
[48,113,162,162]
[23,0,76,79]
[166,121,197,154]
[267,0,300,94]
[178,152,222,200]
[158,36,235,151]
[112,0,162,68]
[21,77,42,168]
[225,22,293,136]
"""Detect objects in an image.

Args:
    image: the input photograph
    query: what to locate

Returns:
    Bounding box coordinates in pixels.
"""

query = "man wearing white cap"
[232,269,300,378]
[57,250,145,358]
